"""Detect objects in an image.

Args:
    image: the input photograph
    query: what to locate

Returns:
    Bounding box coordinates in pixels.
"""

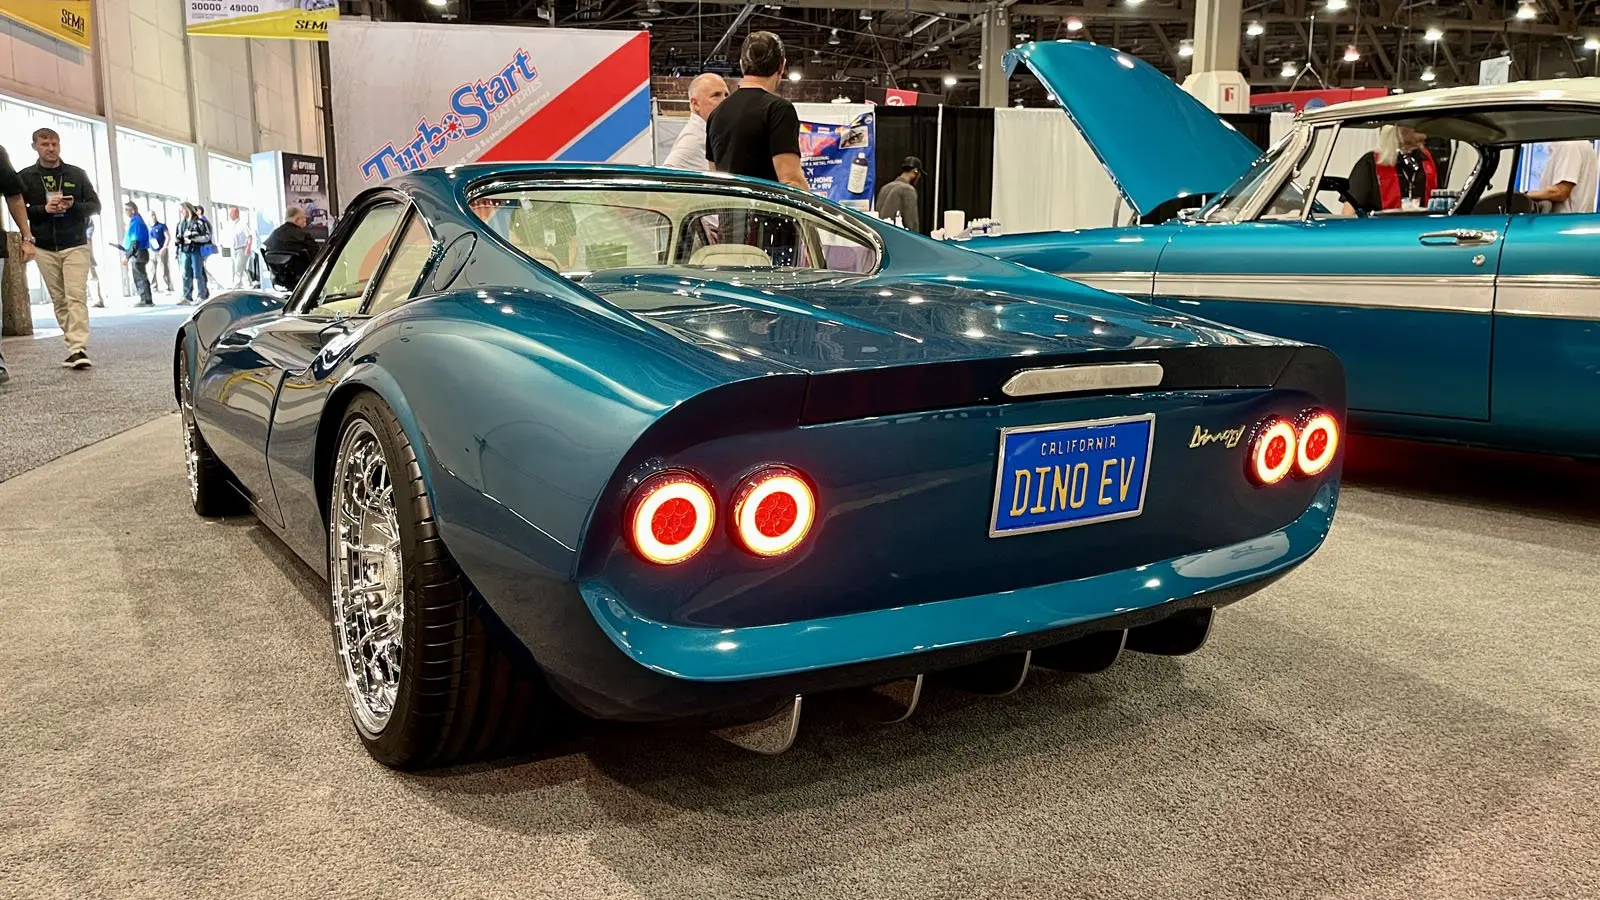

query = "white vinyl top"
[1300,77,1600,123]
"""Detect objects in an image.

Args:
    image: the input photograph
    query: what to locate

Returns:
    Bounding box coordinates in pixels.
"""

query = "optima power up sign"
[329,21,652,192]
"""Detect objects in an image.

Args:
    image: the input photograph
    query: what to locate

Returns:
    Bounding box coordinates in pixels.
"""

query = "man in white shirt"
[661,73,729,171]
[224,207,253,287]
[1529,140,1599,214]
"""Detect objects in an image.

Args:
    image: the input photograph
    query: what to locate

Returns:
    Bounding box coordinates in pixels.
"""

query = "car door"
[196,193,410,527]
[1490,205,1600,452]
[1152,123,1508,421]
[264,203,439,561]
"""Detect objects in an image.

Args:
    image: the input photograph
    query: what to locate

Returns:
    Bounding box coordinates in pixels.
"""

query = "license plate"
[989,414,1155,537]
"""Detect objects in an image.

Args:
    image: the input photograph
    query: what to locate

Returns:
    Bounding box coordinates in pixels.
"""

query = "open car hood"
[1006,41,1263,216]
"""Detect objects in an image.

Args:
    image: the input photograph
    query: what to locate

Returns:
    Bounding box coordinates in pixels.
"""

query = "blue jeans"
[180,249,209,303]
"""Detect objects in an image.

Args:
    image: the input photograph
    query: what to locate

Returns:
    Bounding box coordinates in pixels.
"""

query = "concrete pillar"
[1190,0,1241,74]
[978,3,1011,108]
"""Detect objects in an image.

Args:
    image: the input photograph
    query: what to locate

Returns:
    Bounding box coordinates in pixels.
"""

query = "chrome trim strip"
[1154,273,1496,313]
[1060,271,1156,295]
[1496,275,1600,321]
[1001,362,1165,398]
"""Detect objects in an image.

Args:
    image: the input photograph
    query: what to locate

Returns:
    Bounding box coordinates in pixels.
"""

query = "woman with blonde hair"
[1345,123,1436,215]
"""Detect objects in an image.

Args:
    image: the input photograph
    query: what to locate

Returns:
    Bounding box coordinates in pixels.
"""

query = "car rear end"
[550,341,1343,719]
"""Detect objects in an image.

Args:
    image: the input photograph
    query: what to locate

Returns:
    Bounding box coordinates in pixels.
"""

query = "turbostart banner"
[329,20,651,194]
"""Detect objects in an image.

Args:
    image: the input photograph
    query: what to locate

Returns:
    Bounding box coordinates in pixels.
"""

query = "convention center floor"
[2,313,1598,898]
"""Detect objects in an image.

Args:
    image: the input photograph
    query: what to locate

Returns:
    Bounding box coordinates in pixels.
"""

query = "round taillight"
[627,471,715,565]
[731,466,816,557]
[1296,410,1339,477]
[1248,417,1297,485]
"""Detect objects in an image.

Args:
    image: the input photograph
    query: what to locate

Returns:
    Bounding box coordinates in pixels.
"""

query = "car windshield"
[470,186,880,278]
[1198,134,1290,223]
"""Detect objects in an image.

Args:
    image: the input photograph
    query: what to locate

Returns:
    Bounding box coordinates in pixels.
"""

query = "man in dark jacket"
[20,127,100,368]
[0,142,37,385]
[262,206,321,292]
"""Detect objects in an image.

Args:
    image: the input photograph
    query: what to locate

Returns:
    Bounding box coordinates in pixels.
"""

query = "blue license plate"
[989,414,1155,537]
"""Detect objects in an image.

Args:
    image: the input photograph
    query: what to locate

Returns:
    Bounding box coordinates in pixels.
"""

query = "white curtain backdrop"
[990,107,1130,235]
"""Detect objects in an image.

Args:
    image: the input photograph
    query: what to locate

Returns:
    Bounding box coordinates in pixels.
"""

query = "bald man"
[661,73,729,171]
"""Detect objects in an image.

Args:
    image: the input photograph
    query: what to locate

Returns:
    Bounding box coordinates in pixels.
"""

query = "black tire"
[178,350,248,517]
[329,392,554,769]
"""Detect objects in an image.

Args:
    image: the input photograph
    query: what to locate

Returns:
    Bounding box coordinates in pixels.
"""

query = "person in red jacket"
[1343,124,1436,215]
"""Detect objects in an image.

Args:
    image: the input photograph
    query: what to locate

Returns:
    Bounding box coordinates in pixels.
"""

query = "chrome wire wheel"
[178,357,200,504]
[330,419,406,738]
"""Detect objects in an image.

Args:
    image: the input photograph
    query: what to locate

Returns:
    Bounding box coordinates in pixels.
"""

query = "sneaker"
[63,351,92,369]
[0,368,9,385]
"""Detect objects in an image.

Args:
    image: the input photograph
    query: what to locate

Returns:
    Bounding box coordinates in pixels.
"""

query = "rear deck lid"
[1006,41,1263,216]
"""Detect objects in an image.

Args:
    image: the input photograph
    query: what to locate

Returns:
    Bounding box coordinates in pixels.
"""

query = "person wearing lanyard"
[19,127,101,369]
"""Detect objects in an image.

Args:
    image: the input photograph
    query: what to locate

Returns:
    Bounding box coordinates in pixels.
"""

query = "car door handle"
[1418,229,1499,246]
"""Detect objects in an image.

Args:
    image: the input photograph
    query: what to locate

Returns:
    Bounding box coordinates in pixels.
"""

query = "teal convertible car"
[974,41,1600,458]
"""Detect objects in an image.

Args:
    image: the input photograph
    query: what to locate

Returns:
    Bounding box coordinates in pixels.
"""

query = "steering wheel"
[1472,191,1533,215]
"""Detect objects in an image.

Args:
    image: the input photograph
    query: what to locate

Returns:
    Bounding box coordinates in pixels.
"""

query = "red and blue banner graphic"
[330,21,651,192]
[798,113,874,209]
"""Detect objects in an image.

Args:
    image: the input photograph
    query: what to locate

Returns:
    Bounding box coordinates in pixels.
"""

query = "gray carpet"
[0,303,188,483]
[1,421,1598,899]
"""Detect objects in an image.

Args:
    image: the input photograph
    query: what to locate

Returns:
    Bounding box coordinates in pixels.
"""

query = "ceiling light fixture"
[1177,39,1195,57]
[1585,36,1600,51]
[1325,0,1347,10]
[1281,61,1298,77]
[426,0,448,7]
[1065,16,1083,31]
[1246,21,1265,37]
[828,28,840,44]
[1420,66,1437,82]
[1343,44,1360,62]
[788,70,802,81]
[1126,0,1143,5]
[1423,26,1443,41]
[859,8,871,19]
[943,74,958,86]
[1516,3,1537,19]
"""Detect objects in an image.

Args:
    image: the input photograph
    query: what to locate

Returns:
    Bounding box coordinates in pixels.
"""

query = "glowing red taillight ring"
[731,466,816,557]
[1248,417,1297,485]
[1295,410,1340,477]
[626,470,716,565]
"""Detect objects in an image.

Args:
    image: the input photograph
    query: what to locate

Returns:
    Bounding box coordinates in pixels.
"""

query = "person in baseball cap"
[876,156,923,231]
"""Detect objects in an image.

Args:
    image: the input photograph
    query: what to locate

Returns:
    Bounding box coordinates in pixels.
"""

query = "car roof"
[1300,77,1600,124]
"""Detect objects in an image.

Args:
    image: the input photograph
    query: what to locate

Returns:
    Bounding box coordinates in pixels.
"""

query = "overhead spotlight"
[1421,66,1437,82]
[943,74,958,86]
[1515,2,1537,19]
[788,70,802,81]
[1343,44,1360,62]
[1014,98,1024,106]
[1325,0,1347,9]
[859,8,871,19]
[1281,61,1298,77]
[644,0,660,12]
[426,0,448,6]
[1585,36,1600,51]
[1246,21,1265,37]
[1423,26,1443,41]
[828,28,840,44]
[1065,17,1083,31]
[1126,0,1143,5]
[1177,39,1195,57]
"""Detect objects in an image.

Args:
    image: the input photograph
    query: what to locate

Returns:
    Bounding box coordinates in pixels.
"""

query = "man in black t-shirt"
[705,32,809,191]
[0,143,37,385]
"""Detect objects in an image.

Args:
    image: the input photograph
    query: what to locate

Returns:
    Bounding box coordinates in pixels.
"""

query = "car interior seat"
[687,244,774,267]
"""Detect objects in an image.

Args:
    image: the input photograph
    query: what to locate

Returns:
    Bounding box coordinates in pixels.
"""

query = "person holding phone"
[20,127,101,369]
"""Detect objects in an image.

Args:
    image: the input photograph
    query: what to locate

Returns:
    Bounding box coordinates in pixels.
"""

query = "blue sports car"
[975,41,1600,458]
[176,163,1343,768]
